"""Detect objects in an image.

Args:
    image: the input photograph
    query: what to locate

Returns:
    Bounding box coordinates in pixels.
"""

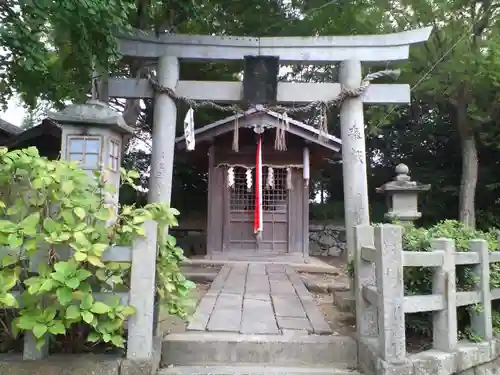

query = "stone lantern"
[376,163,430,225]
[48,100,134,218]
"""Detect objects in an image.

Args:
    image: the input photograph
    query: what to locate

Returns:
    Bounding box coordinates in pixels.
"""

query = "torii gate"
[105,27,432,263]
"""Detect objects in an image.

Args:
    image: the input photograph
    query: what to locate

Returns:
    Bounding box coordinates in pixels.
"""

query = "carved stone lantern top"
[376,163,431,193]
[48,100,134,135]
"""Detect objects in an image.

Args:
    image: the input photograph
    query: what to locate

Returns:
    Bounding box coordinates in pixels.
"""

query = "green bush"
[0,147,194,352]
[403,220,500,339]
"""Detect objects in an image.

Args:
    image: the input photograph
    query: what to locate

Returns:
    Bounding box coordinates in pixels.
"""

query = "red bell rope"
[253,134,263,234]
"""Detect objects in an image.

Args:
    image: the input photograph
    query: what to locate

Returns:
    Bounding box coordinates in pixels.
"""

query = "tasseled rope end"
[274,112,288,151]
[388,69,401,80]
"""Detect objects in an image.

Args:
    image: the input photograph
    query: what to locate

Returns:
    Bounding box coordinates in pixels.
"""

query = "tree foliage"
[0,0,136,108]
[382,0,500,228]
[301,0,500,229]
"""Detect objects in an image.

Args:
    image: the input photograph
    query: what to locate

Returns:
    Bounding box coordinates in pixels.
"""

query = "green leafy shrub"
[0,147,194,352]
[403,220,500,339]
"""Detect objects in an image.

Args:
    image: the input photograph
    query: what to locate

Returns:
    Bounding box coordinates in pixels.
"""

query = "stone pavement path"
[187,263,333,335]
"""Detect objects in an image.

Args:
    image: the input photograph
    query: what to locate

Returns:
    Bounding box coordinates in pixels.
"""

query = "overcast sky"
[2,97,25,127]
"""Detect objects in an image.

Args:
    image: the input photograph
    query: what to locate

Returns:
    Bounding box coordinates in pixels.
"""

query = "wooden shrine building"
[175,107,342,262]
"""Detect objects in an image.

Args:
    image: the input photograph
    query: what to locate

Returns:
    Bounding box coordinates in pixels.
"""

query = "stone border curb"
[0,337,162,375]
[358,337,500,375]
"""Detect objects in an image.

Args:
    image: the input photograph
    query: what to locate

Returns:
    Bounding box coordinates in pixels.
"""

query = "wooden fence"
[1,220,158,362]
[354,224,500,364]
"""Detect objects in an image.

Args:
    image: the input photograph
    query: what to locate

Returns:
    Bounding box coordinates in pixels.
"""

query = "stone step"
[334,291,355,313]
[182,258,340,274]
[300,277,349,294]
[161,332,357,368]
[182,270,217,283]
[159,365,361,375]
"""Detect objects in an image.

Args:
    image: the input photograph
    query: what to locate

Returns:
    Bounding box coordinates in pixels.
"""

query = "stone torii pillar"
[339,60,370,264]
[148,56,179,205]
[143,56,179,343]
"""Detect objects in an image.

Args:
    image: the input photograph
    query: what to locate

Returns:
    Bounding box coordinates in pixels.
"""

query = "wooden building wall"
[205,129,309,257]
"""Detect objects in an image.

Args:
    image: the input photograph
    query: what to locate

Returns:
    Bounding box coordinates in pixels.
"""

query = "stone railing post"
[469,239,492,340]
[126,220,159,367]
[23,249,49,360]
[431,238,457,351]
[354,225,377,337]
[376,164,430,226]
[374,225,406,363]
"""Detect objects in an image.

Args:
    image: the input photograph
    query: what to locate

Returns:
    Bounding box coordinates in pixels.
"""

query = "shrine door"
[226,167,288,253]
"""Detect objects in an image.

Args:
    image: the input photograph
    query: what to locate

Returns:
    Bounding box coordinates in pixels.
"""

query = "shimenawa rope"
[146,69,400,150]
